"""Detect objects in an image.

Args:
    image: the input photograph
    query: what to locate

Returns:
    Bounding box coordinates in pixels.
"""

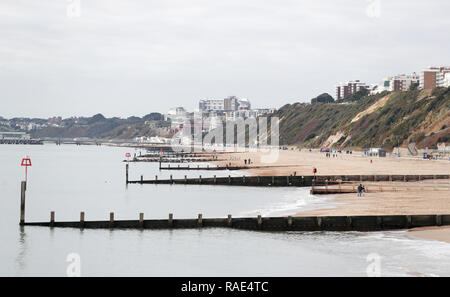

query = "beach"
[213,149,450,176]
[213,149,450,243]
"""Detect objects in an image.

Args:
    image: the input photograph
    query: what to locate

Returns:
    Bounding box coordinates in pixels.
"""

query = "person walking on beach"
[357,184,365,197]
[244,159,247,165]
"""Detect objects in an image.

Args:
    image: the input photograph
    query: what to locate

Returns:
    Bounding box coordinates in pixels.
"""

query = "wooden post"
[405,215,412,228]
[50,211,55,227]
[243,175,246,184]
[80,212,85,228]
[288,216,293,228]
[184,175,187,184]
[228,175,231,184]
[139,213,144,228]
[126,164,129,184]
[347,216,353,228]
[227,215,232,227]
[257,215,262,229]
[257,176,260,184]
[109,212,114,228]
[170,175,173,184]
[198,214,203,227]
[169,213,173,228]
[20,181,26,225]
[155,175,158,184]
[214,175,216,184]
[199,175,202,184]
[140,175,143,183]
[316,217,322,228]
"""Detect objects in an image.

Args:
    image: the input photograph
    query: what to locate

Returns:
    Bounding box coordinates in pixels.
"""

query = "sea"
[1,144,449,276]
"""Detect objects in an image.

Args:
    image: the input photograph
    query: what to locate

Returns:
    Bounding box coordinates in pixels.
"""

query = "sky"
[0,0,449,118]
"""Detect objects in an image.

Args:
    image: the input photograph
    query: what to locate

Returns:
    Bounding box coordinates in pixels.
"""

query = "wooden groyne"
[125,158,224,163]
[23,212,450,232]
[17,180,450,232]
[0,139,43,145]
[159,164,248,171]
[126,171,450,187]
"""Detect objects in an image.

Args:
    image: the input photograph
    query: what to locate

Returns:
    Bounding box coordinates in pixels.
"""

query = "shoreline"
[408,226,450,244]
[212,150,450,244]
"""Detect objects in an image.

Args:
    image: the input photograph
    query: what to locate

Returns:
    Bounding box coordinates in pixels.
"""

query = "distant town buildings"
[199,96,251,112]
[0,131,31,140]
[420,66,450,89]
[338,66,450,99]
[372,73,420,94]
[335,80,371,100]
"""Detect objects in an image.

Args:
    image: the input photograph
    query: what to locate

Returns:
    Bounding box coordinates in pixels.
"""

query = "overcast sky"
[1,0,449,118]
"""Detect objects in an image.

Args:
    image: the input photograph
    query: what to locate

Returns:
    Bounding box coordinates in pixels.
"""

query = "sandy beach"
[212,149,450,176]
[213,149,450,243]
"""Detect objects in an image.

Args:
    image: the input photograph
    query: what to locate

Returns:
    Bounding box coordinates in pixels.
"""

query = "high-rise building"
[374,73,420,93]
[224,96,239,111]
[335,80,370,100]
[420,66,450,89]
[199,97,252,112]
[199,99,224,111]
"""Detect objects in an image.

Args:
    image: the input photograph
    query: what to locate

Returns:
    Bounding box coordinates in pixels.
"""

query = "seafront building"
[335,80,371,100]
[419,66,450,89]
[199,96,251,112]
[371,73,420,94]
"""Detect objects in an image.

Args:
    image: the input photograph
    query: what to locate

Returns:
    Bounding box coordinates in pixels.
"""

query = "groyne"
[23,213,450,232]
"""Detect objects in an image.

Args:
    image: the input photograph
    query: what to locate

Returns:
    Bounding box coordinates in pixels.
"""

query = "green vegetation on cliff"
[271,87,450,149]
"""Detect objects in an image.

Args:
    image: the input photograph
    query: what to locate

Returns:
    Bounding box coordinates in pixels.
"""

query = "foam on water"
[239,188,335,217]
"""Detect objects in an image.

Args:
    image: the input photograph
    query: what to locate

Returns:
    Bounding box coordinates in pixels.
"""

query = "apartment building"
[335,80,370,100]
[375,73,420,93]
[420,66,450,89]
[199,99,225,111]
[199,97,251,112]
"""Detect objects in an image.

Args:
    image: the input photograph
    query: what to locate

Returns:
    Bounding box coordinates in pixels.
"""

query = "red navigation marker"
[125,152,131,162]
[21,157,32,182]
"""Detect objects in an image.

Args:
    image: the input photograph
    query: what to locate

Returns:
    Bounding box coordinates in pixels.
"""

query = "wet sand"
[408,227,450,244]
[212,150,450,243]
[296,181,450,216]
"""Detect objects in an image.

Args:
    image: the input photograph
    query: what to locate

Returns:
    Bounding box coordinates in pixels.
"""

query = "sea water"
[1,144,449,276]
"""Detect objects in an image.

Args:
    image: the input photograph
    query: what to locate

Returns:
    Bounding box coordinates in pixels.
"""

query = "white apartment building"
[199,99,225,112]
[420,66,450,89]
[372,73,420,94]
